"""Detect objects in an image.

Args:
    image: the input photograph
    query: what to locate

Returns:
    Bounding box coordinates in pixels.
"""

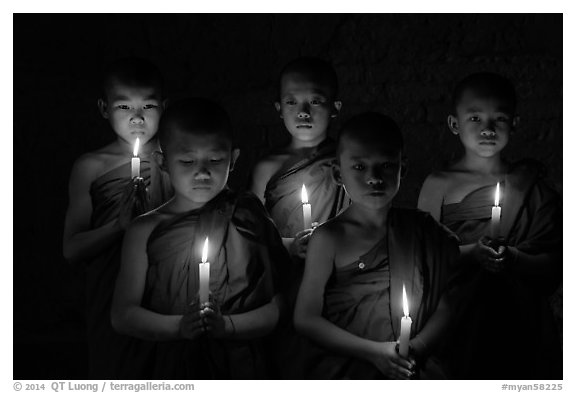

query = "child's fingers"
[392,357,413,370]
[295,228,314,239]
[393,365,412,379]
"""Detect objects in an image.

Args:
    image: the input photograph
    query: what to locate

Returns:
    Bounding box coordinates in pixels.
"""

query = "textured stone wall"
[13,14,562,378]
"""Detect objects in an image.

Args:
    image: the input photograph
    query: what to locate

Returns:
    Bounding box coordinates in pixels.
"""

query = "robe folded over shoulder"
[287,208,459,379]
[86,158,172,379]
[264,139,349,238]
[143,189,291,379]
[441,159,562,379]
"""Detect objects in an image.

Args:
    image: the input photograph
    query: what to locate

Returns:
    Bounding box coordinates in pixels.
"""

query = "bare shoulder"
[309,217,341,253]
[71,151,107,180]
[418,171,450,218]
[251,152,291,198]
[124,209,169,242]
[253,153,289,178]
[420,171,451,197]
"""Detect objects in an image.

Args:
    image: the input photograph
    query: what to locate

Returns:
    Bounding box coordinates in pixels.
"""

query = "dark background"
[14,14,562,379]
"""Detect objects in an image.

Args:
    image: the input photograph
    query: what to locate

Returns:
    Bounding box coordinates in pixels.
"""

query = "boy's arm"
[294,227,381,362]
[250,158,304,257]
[409,294,451,360]
[111,215,182,341]
[63,155,123,264]
[250,159,274,204]
[417,173,444,221]
[221,295,281,339]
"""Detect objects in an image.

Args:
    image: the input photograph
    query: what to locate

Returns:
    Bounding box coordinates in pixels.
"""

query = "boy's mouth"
[296,124,313,129]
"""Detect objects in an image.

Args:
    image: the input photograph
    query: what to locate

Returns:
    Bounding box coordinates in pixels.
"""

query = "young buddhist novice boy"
[293,112,460,379]
[111,98,290,379]
[418,72,562,379]
[63,57,172,378]
[251,57,348,261]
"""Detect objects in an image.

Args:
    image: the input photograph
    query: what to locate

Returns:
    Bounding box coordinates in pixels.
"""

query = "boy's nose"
[367,169,384,185]
[130,115,144,125]
[195,168,211,180]
[481,129,496,137]
[297,111,311,119]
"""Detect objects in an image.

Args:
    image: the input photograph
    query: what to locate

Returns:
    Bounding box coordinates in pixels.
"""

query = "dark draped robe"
[86,158,172,379]
[264,139,349,238]
[143,190,290,379]
[441,160,562,379]
[285,209,459,379]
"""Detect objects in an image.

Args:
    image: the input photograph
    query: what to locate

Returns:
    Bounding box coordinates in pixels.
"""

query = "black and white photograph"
[12,12,564,384]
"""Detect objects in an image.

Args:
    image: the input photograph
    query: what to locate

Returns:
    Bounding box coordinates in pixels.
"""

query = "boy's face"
[163,128,239,209]
[275,72,341,145]
[98,80,163,147]
[336,136,402,210]
[449,89,517,158]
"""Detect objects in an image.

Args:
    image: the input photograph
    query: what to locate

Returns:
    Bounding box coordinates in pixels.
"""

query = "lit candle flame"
[201,237,209,263]
[495,182,500,207]
[133,137,140,157]
[301,184,309,204]
[402,284,409,317]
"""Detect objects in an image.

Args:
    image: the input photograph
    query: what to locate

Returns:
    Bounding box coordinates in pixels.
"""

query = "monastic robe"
[86,158,172,379]
[441,159,562,379]
[289,209,459,379]
[143,189,290,379]
[264,139,349,238]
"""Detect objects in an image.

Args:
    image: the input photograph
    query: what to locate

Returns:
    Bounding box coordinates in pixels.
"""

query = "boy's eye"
[469,116,480,122]
[210,158,224,164]
[143,104,158,110]
[496,116,509,122]
[179,160,194,165]
[117,105,131,110]
[284,100,296,105]
[352,164,365,171]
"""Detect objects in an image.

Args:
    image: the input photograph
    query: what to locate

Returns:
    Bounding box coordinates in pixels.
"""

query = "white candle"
[301,184,312,230]
[399,283,412,358]
[198,237,210,304]
[131,137,141,178]
[491,182,501,239]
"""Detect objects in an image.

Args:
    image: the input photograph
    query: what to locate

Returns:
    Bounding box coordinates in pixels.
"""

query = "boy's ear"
[274,102,283,118]
[97,99,109,119]
[400,157,408,179]
[331,160,343,186]
[447,115,459,135]
[154,151,167,172]
[331,100,343,118]
[512,115,520,129]
[162,98,169,110]
[229,148,241,172]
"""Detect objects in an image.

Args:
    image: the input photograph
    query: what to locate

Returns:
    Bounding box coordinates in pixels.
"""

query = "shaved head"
[337,112,403,158]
